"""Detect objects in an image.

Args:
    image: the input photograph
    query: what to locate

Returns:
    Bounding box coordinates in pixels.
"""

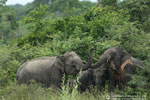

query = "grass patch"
[0,82,108,100]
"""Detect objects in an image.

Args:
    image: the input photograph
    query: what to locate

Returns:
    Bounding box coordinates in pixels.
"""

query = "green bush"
[0,2,150,99]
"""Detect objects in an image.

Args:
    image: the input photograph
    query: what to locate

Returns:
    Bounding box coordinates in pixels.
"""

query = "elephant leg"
[95,71,107,91]
[109,69,116,92]
[95,78,106,91]
[95,76,102,91]
[109,79,116,92]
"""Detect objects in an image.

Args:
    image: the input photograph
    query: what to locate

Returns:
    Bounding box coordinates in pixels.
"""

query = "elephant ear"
[56,56,65,72]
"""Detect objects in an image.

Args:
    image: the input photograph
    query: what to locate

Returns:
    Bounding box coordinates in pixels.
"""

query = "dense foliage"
[0,5,18,41]
[0,0,150,99]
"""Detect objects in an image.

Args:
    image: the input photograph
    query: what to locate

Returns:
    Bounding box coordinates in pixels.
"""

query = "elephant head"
[57,47,94,75]
[62,51,85,75]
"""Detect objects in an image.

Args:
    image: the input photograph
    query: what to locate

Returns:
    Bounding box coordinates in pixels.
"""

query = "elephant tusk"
[106,59,109,63]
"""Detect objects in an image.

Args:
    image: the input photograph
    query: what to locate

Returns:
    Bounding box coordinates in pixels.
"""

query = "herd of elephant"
[16,47,145,92]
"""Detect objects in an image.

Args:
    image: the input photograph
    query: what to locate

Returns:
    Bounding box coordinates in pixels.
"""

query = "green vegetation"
[0,0,150,99]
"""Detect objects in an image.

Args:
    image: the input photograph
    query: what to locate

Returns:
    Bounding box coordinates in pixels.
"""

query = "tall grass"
[0,79,107,100]
[0,78,149,100]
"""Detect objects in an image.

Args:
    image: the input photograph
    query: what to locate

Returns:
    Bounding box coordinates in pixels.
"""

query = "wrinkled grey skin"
[91,47,144,70]
[78,67,109,92]
[125,57,145,74]
[16,50,93,88]
[108,56,145,91]
[90,47,145,91]
[120,55,144,84]
[122,57,145,88]
[93,67,109,91]
[77,47,123,92]
[91,47,124,69]
[69,47,145,92]
[78,69,94,92]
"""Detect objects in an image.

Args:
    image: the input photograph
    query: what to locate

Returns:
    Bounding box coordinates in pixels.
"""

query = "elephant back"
[24,57,56,72]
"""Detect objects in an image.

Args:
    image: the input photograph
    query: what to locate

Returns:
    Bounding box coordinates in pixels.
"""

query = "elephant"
[91,47,144,71]
[16,48,94,88]
[107,56,145,91]
[78,68,94,92]
[76,47,128,92]
[89,47,145,91]
[93,66,109,91]
[77,66,109,92]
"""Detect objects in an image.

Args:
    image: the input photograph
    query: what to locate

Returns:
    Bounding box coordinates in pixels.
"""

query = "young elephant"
[77,66,109,92]
[78,69,94,92]
[93,66,109,91]
[16,49,93,88]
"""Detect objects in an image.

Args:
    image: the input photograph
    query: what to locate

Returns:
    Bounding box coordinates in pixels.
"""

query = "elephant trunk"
[81,47,94,71]
[91,54,108,69]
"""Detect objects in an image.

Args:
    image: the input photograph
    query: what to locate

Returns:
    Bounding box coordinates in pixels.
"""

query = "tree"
[0,4,17,41]
[18,4,49,46]
[97,0,118,7]
[120,0,150,32]
[0,0,7,6]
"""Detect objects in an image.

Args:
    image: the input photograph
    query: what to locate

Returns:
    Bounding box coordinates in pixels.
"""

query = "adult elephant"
[16,48,93,88]
[90,47,145,91]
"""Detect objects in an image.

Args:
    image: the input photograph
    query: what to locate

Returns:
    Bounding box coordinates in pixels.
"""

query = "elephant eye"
[71,61,75,64]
